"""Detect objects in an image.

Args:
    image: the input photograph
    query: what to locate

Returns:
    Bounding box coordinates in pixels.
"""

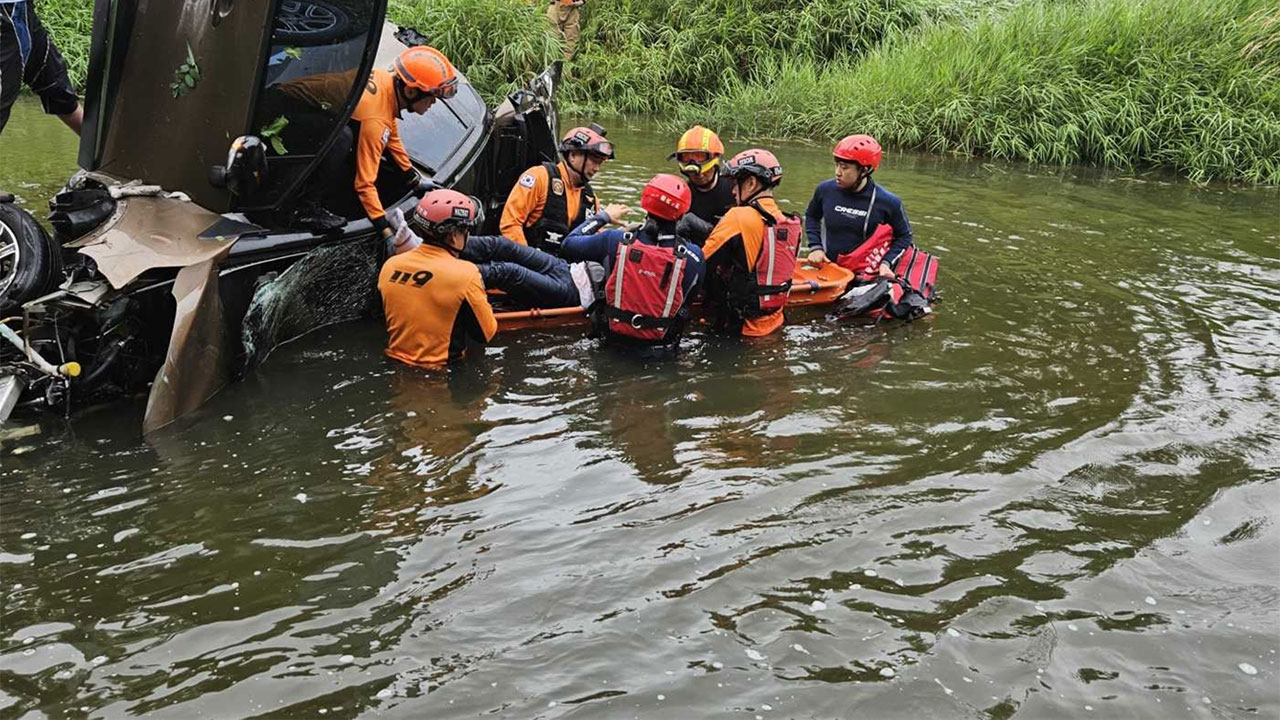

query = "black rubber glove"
[676,214,713,247]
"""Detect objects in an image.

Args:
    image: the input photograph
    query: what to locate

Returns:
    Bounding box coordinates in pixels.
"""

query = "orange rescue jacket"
[378,244,498,367]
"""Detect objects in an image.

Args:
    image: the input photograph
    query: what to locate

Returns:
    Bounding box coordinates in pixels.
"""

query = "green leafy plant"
[170,42,201,98]
[259,115,290,155]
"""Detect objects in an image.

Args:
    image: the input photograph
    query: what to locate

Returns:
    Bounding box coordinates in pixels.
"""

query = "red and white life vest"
[754,213,802,314]
[835,222,894,281]
[601,239,690,342]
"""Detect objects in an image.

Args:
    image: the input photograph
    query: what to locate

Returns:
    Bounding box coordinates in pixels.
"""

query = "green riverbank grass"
[690,0,1280,184]
[388,0,562,104]
[32,0,92,87]
[31,0,1280,183]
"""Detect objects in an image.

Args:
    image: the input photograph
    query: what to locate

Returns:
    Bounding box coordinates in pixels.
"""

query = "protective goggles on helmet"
[675,152,720,176]
[427,77,459,100]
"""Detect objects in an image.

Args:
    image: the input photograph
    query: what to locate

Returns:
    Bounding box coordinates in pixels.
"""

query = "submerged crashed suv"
[0,0,560,431]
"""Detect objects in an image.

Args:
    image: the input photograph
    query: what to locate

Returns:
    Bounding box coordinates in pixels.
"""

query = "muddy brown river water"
[2,97,1279,718]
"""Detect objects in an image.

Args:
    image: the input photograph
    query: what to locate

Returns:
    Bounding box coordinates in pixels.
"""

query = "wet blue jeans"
[461,235,579,309]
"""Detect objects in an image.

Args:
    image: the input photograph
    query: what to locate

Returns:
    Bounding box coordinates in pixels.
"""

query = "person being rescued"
[701,149,802,338]
[803,134,913,281]
[560,173,705,350]
[667,125,735,246]
[500,123,630,254]
[380,189,605,366]
[351,46,460,240]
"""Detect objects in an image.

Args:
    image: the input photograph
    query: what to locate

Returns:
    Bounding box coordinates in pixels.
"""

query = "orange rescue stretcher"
[492,263,854,331]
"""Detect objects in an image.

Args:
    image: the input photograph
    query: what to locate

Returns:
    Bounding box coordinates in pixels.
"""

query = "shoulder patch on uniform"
[519,173,536,189]
[380,127,391,146]
[551,179,565,196]
[366,80,377,94]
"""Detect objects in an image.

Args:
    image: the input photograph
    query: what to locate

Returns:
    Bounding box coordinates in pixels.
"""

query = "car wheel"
[0,199,63,312]
[274,0,352,45]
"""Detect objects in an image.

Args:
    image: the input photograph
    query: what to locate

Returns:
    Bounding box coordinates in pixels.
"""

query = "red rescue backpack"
[601,238,691,342]
[835,223,894,281]
[889,246,939,304]
[754,212,802,314]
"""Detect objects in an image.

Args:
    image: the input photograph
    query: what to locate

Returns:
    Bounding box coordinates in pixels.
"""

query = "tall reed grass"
[389,0,562,103]
[691,0,1280,183]
[28,0,1280,183]
[32,0,93,88]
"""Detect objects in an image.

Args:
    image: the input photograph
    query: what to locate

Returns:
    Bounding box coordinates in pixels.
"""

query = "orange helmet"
[724,148,783,187]
[394,46,459,99]
[668,126,725,175]
[559,125,614,159]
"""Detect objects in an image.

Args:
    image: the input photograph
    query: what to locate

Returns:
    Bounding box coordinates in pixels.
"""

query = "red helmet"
[560,125,615,159]
[640,173,692,222]
[394,46,459,99]
[724,149,783,187]
[833,134,882,170]
[411,189,478,236]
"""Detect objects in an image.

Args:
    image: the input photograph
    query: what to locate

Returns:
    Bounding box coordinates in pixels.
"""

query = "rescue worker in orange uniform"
[701,149,803,338]
[352,46,459,241]
[378,189,497,367]
[500,123,629,254]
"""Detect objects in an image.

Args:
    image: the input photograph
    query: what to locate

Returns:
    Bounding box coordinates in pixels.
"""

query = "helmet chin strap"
[854,166,873,191]
[566,153,590,186]
[736,176,769,206]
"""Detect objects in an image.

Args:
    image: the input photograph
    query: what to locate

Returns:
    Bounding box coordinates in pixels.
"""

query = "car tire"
[274,0,352,45]
[1,198,63,312]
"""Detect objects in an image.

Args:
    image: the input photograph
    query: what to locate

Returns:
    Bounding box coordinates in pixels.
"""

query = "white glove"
[388,208,420,255]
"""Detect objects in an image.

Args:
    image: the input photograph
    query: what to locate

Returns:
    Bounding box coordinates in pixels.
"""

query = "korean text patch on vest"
[381,127,391,146]
[519,173,536,189]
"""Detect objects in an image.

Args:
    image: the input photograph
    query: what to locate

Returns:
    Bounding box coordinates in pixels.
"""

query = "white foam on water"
[1238,663,1258,675]
[810,600,827,611]
[879,667,895,678]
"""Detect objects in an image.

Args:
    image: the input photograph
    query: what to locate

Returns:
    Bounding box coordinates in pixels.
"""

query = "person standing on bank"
[0,0,82,136]
[546,0,585,61]
[804,134,913,279]
[500,123,630,254]
[351,46,460,242]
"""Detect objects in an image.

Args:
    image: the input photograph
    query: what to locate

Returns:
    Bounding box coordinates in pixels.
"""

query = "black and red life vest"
[599,237,691,343]
[526,162,597,254]
[713,204,801,318]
